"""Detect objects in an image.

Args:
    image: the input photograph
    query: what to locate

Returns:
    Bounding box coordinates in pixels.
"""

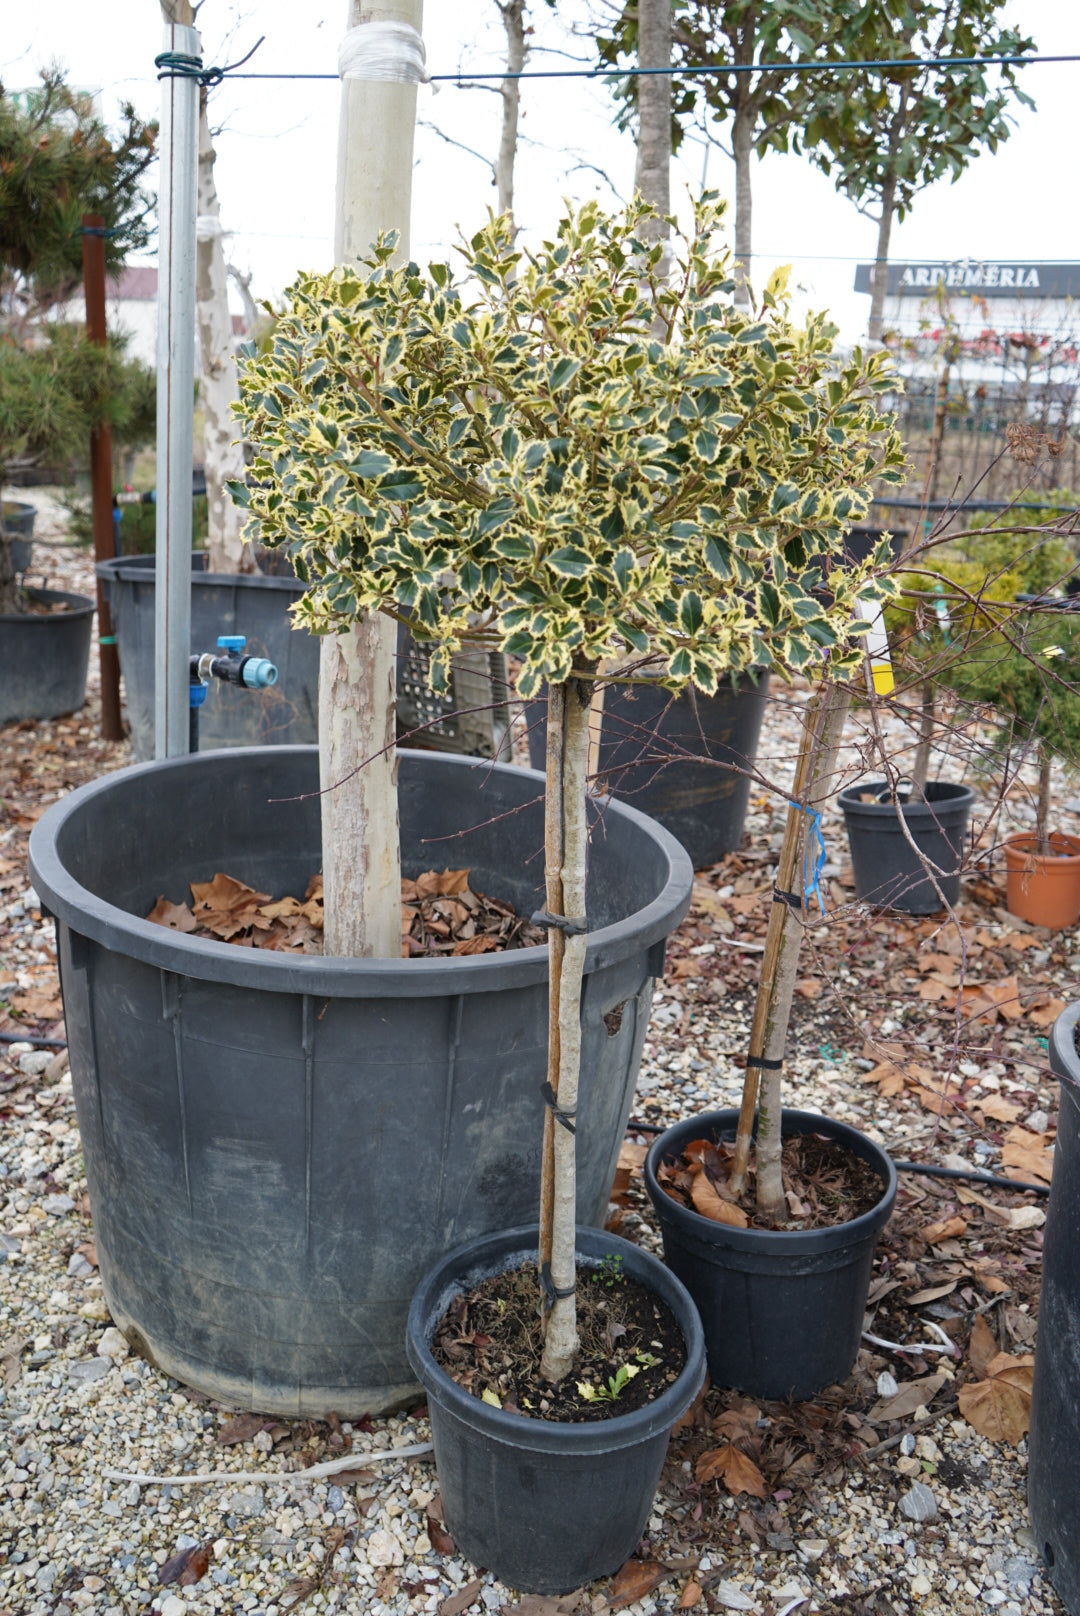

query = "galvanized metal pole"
[154,23,200,758]
[81,213,124,742]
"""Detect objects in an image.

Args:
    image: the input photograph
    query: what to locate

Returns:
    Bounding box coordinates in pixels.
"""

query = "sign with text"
[854,262,1080,299]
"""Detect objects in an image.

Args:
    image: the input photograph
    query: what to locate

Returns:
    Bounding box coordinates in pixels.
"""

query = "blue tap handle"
[217,635,246,653]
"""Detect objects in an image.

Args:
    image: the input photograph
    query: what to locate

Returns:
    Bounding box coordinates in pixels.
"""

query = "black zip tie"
[79,225,121,238]
[772,886,804,910]
[539,1080,576,1134]
[745,1054,784,1071]
[539,1261,576,1313]
[155,37,264,89]
[531,908,588,937]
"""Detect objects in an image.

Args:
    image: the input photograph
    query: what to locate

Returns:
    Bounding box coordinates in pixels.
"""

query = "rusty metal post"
[81,212,124,742]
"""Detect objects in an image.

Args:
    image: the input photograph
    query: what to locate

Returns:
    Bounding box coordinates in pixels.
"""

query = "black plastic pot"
[842,525,908,565]
[644,1109,896,1400]
[97,552,318,759]
[839,779,976,915]
[2,499,35,573]
[0,588,94,725]
[406,1224,706,1594]
[29,747,693,1416]
[1028,1002,1080,1613]
[526,674,770,868]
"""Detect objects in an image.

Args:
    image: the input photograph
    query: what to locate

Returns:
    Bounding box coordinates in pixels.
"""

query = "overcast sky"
[4,0,1076,339]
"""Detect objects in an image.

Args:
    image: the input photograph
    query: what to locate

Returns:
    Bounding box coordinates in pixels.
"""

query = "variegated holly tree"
[231,195,904,1383]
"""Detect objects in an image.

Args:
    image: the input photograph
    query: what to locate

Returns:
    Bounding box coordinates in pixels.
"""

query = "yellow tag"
[871,662,895,696]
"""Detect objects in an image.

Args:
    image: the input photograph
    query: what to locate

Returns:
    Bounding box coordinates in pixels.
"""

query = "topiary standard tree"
[230,195,904,1380]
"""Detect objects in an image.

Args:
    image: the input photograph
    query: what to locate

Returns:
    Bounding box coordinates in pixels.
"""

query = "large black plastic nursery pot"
[0,588,94,725]
[29,747,693,1417]
[839,779,976,915]
[98,553,317,759]
[1028,1001,1080,1614]
[645,1109,896,1400]
[527,673,771,868]
[406,1225,706,1594]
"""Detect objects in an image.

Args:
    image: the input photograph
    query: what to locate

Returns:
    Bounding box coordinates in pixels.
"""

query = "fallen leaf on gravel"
[955,1183,1046,1229]
[689,1168,749,1228]
[969,1316,999,1378]
[795,978,822,999]
[216,1413,271,1446]
[696,1443,767,1499]
[679,1581,703,1609]
[500,1595,582,1615]
[672,1373,710,1431]
[671,957,703,980]
[868,1372,947,1423]
[428,1522,456,1556]
[922,1215,967,1245]
[158,1543,212,1585]
[76,1241,98,1268]
[976,1094,1021,1123]
[440,1578,484,1616]
[1,1334,28,1389]
[606,1560,665,1609]
[863,1061,905,1097]
[958,1351,1035,1444]
[907,1281,957,1306]
[1001,1127,1054,1184]
[1028,997,1067,1028]
[281,1576,317,1610]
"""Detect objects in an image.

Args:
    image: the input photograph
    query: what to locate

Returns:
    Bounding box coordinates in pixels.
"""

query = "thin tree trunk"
[732,97,753,306]
[634,0,671,278]
[197,89,256,575]
[867,171,896,343]
[538,681,566,1281]
[539,673,592,1385]
[1037,741,1053,856]
[321,0,421,957]
[729,684,852,1219]
[494,0,527,226]
[227,263,259,334]
[911,681,935,795]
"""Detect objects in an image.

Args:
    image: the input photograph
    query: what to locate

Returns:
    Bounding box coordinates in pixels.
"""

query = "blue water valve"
[217,635,246,653]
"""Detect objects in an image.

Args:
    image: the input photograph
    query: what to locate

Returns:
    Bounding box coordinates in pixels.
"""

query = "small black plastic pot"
[406,1224,706,1595]
[0,588,94,725]
[1028,1001,1080,1614]
[841,525,908,565]
[839,779,976,915]
[644,1109,896,1401]
[526,673,770,868]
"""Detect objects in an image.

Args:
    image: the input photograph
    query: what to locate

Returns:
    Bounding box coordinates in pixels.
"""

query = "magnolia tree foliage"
[231,197,905,697]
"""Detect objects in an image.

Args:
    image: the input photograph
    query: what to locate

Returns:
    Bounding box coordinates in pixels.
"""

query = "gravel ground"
[0,528,1071,1616]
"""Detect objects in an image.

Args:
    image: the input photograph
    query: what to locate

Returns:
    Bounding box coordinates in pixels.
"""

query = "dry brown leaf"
[976,1094,1022,1123]
[146,896,198,932]
[863,1060,905,1098]
[922,1215,968,1245]
[911,1084,958,1116]
[503,1596,584,1616]
[1,1334,28,1390]
[1027,997,1067,1028]
[451,935,499,956]
[867,1372,947,1423]
[958,1352,1035,1444]
[795,978,822,999]
[440,1577,484,1616]
[216,1413,271,1447]
[679,1581,703,1609]
[606,1560,665,1610]
[956,1183,1046,1231]
[918,976,955,1002]
[158,1543,213,1586]
[968,1315,998,1378]
[689,1168,749,1228]
[1001,1127,1055,1184]
[670,957,704,981]
[906,1281,957,1306]
[695,1442,767,1499]
[76,1241,98,1269]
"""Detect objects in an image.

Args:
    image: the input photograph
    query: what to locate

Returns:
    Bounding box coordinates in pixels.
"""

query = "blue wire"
[788,800,828,916]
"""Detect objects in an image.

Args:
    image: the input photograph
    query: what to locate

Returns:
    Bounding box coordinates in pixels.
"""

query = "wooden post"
[81,213,124,742]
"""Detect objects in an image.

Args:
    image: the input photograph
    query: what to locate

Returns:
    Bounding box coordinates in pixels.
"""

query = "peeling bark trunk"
[634,0,671,282]
[319,622,402,958]
[197,90,256,575]
[227,263,259,334]
[867,172,896,344]
[732,98,753,307]
[494,0,527,226]
[729,684,852,1220]
[539,673,592,1384]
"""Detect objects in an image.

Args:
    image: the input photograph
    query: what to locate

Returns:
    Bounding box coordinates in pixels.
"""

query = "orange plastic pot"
[1004,833,1080,929]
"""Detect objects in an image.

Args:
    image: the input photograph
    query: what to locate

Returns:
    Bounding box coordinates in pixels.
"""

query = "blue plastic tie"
[787,799,827,916]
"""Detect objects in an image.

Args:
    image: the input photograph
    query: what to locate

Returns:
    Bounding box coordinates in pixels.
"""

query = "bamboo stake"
[538,681,566,1279]
[728,682,852,1213]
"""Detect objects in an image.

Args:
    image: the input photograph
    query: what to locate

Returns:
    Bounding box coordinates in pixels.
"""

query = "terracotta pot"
[1004,833,1080,929]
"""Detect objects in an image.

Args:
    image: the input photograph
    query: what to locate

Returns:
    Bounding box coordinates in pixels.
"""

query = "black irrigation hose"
[626,1119,1052,1196]
[0,1031,67,1049]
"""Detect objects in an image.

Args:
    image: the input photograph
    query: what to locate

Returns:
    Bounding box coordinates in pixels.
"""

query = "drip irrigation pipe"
[0,1031,67,1049]
[626,1119,1051,1195]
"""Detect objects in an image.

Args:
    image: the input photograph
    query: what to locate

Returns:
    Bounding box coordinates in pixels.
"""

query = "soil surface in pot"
[657,1132,887,1231]
[431,1259,687,1423]
[2,591,73,616]
[148,865,546,957]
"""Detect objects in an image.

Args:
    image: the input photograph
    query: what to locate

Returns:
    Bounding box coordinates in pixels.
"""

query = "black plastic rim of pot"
[1029,1000,1078,1611]
[1,500,36,537]
[406,1225,705,1593]
[837,779,976,821]
[0,586,94,626]
[643,1109,897,1399]
[97,551,308,595]
[29,746,694,999]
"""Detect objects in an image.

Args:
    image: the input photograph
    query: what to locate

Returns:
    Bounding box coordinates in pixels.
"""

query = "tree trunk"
[539,673,592,1385]
[197,89,256,575]
[1037,741,1053,857]
[732,97,753,307]
[911,681,935,796]
[0,512,19,616]
[538,681,566,1282]
[321,0,422,958]
[867,171,896,344]
[729,683,852,1219]
[634,0,671,277]
[494,0,527,226]
[227,263,259,334]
